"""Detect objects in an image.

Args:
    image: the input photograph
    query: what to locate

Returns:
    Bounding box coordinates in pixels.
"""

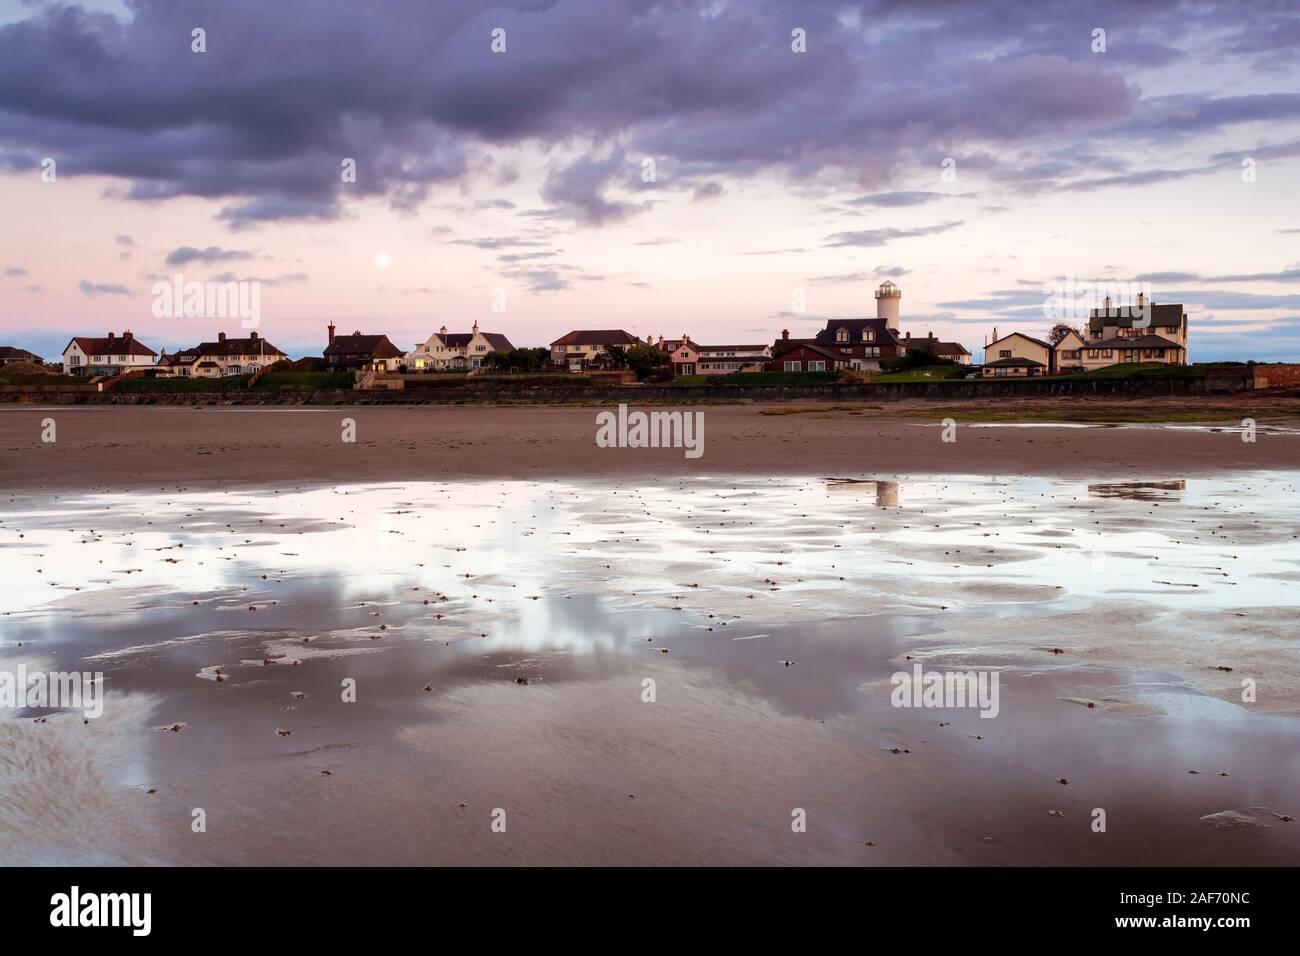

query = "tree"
[1048,322,1083,346]
[623,343,669,379]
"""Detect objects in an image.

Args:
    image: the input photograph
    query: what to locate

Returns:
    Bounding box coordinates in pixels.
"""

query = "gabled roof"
[428,330,514,351]
[193,336,286,358]
[909,335,971,357]
[987,331,1051,351]
[773,341,850,362]
[0,346,42,361]
[1088,303,1184,331]
[550,329,641,347]
[325,333,403,358]
[813,318,903,346]
[64,334,157,358]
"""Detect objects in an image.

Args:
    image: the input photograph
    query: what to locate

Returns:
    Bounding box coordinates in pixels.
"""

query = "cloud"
[451,236,549,250]
[115,234,135,247]
[165,246,256,267]
[78,280,131,297]
[846,191,950,208]
[823,221,964,248]
[3,266,28,277]
[0,0,1176,230]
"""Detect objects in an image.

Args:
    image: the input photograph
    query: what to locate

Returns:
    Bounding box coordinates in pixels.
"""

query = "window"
[784,360,801,371]
[1156,349,1165,358]
[999,349,1011,358]
[994,368,1007,377]
[836,329,848,342]
[840,348,851,354]
[70,354,82,365]
[862,330,874,342]
[807,361,826,372]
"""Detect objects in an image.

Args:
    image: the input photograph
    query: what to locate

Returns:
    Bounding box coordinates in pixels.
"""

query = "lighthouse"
[875,280,901,331]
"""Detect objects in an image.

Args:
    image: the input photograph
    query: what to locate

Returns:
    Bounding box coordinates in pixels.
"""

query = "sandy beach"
[2,398,1298,491]
[2,422,1297,865]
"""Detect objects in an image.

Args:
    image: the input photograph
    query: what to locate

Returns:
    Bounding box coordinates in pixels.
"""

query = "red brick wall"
[1252,364,1300,389]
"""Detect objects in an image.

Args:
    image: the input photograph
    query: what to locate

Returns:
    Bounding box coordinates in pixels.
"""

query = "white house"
[62,331,157,376]
[408,321,514,370]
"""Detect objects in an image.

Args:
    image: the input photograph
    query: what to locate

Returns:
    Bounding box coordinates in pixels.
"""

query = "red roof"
[65,334,157,358]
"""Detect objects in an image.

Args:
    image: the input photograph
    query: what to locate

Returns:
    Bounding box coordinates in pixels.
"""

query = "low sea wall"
[1,367,1277,405]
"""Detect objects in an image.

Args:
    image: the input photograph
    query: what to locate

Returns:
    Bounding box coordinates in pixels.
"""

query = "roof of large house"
[984,356,1046,368]
[1086,334,1183,350]
[429,329,515,351]
[1088,303,1184,331]
[697,344,769,353]
[325,333,403,358]
[0,346,42,361]
[773,341,849,362]
[908,335,971,357]
[987,331,1052,350]
[65,333,157,357]
[813,318,905,346]
[193,335,286,358]
[551,329,641,347]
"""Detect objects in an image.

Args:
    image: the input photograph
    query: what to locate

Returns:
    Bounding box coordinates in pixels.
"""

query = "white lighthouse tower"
[875,280,901,331]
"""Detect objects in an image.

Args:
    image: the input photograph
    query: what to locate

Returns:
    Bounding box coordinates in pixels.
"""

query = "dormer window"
[836,329,848,343]
[862,330,874,343]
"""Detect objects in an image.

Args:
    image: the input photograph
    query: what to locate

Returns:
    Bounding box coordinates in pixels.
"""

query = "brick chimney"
[327,322,336,344]
[218,331,227,343]
[107,331,116,341]
[472,320,479,333]
[249,330,258,340]
[1137,291,1147,308]
[781,329,789,341]
[123,330,133,343]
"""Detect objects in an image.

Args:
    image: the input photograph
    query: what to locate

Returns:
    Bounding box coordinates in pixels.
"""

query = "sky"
[1,0,1298,362]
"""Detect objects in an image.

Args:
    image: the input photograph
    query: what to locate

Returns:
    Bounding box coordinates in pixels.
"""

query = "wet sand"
[1,477,1297,865]
[1,399,1299,491]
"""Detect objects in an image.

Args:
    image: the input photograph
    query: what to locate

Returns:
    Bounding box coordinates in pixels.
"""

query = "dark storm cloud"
[0,0,1286,228]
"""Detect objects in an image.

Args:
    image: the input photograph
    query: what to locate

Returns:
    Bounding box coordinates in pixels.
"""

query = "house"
[1083,295,1188,371]
[62,331,157,376]
[981,330,1053,376]
[408,321,514,370]
[902,332,972,365]
[667,338,700,375]
[0,346,45,366]
[1054,329,1087,374]
[549,329,643,370]
[695,343,771,375]
[768,341,851,373]
[324,323,404,370]
[771,318,904,372]
[158,331,287,377]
